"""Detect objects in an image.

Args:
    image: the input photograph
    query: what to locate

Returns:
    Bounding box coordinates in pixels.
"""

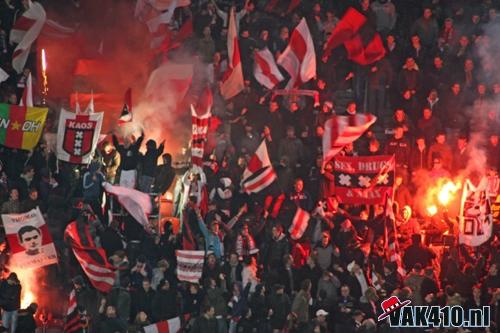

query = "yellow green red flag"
[0,103,48,150]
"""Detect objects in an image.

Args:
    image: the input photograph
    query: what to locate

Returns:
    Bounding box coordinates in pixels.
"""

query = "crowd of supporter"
[0,0,499,332]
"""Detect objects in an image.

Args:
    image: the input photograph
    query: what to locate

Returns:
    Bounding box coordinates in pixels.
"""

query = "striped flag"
[323,113,377,163]
[277,18,316,88]
[0,103,47,150]
[144,317,181,333]
[384,194,403,274]
[64,289,84,333]
[64,221,116,293]
[191,88,212,166]
[19,73,33,107]
[176,250,205,283]
[289,207,310,240]
[220,7,244,99]
[242,140,277,194]
[10,1,47,73]
[253,48,284,90]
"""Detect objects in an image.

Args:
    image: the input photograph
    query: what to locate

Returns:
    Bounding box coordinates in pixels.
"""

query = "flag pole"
[41,49,48,105]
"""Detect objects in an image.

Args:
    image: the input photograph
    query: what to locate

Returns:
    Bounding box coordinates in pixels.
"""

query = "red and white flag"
[277,18,316,89]
[10,1,47,73]
[136,0,190,17]
[42,19,75,39]
[144,317,181,333]
[118,88,132,125]
[289,207,310,240]
[64,221,116,293]
[254,48,284,89]
[323,114,377,163]
[144,62,193,109]
[242,140,277,193]
[64,289,84,333]
[103,183,152,231]
[176,250,205,283]
[19,73,33,107]
[56,108,103,164]
[220,7,244,99]
[147,0,177,49]
[191,87,212,166]
[384,194,404,275]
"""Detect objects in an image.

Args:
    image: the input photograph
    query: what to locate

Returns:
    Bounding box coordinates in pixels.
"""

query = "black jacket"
[112,133,144,171]
[141,143,164,177]
[152,289,178,322]
[0,280,21,311]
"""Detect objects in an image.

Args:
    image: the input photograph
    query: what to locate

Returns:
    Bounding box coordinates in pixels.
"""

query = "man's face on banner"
[19,228,42,255]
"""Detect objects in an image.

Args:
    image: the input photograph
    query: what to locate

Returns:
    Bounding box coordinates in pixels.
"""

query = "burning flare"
[437,180,461,206]
[14,268,37,308]
[427,205,438,216]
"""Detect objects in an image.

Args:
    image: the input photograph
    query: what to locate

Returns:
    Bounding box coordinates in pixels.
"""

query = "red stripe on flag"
[254,51,280,86]
[13,16,37,31]
[243,167,277,193]
[5,105,27,148]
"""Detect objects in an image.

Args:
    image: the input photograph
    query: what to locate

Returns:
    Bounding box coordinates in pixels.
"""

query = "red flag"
[323,7,366,58]
[323,114,377,163]
[64,222,116,293]
[220,8,244,99]
[254,48,284,89]
[289,207,310,240]
[277,18,316,88]
[118,88,132,125]
[323,7,385,65]
[344,29,386,65]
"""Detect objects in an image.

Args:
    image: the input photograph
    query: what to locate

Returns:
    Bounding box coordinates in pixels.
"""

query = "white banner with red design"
[56,109,103,164]
[2,207,58,270]
[333,155,395,205]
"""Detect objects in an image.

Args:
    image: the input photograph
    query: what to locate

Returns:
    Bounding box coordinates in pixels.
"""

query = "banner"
[0,104,47,150]
[459,180,493,247]
[333,155,395,205]
[56,109,103,164]
[176,250,204,283]
[2,207,58,270]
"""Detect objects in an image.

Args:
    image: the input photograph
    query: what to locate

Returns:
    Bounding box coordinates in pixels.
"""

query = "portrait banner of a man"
[2,207,58,269]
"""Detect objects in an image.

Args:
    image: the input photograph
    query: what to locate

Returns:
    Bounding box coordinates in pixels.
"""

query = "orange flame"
[437,180,461,206]
[427,205,438,216]
[14,268,37,308]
